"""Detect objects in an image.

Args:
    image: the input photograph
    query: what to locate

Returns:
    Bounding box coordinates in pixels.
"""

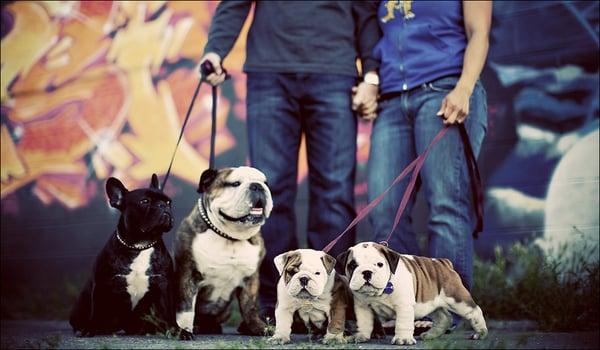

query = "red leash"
[322,124,482,254]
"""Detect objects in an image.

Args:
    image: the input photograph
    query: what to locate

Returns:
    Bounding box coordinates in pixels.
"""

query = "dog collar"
[198,198,239,242]
[115,229,158,250]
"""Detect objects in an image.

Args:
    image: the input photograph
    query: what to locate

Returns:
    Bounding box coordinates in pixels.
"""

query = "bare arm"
[438,1,492,124]
[457,1,492,95]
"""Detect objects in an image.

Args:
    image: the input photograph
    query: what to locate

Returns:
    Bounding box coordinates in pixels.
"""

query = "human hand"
[436,84,472,124]
[352,82,379,121]
[196,52,226,86]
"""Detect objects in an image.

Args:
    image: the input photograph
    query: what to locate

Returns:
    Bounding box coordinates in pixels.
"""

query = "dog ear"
[321,253,336,274]
[150,173,160,190]
[374,243,401,273]
[106,177,129,209]
[274,252,290,275]
[197,169,218,194]
[335,249,351,275]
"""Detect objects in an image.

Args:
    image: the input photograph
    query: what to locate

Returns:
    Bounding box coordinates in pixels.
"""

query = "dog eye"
[166,200,171,206]
[315,272,321,275]
[348,261,357,270]
[377,262,384,268]
[140,198,149,204]
[225,181,241,187]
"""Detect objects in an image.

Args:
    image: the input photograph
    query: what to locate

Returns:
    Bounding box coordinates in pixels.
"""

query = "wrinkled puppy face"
[199,166,273,240]
[274,249,336,300]
[338,242,400,297]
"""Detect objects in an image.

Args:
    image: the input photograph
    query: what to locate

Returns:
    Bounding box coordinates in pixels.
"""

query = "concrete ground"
[1,320,598,349]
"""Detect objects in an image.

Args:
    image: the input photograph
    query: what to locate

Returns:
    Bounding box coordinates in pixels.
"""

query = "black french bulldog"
[69,174,180,336]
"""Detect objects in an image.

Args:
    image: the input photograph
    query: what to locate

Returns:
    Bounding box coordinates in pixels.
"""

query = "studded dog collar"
[197,197,239,241]
[115,229,158,250]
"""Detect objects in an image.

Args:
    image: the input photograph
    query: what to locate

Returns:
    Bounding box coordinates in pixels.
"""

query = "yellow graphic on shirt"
[381,0,414,23]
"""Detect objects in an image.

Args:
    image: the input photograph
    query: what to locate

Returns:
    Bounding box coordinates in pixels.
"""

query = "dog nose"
[299,277,309,286]
[362,270,372,281]
[249,183,262,192]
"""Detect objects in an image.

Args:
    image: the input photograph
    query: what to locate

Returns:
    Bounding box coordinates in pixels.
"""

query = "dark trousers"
[247,72,358,310]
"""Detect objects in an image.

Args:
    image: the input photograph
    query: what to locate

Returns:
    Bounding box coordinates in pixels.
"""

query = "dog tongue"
[250,208,264,215]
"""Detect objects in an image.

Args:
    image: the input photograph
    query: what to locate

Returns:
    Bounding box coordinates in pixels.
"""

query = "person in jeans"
[199,1,381,321]
[356,0,492,327]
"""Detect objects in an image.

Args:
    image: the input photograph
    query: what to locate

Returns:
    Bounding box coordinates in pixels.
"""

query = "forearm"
[456,31,489,94]
[203,1,253,59]
[353,0,382,75]
[457,0,492,94]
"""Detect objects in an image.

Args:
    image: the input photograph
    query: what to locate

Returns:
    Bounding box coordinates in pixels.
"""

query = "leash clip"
[378,241,389,247]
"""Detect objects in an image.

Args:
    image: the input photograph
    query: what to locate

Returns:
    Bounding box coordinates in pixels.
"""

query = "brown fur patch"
[399,255,475,306]
[327,273,350,334]
[283,252,302,285]
[321,254,336,274]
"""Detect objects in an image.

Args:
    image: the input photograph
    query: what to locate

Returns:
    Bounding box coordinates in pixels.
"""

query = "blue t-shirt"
[373,0,466,94]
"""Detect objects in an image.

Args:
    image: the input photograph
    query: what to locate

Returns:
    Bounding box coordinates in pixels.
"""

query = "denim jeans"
[247,72,358,311]
[367,75,487,290]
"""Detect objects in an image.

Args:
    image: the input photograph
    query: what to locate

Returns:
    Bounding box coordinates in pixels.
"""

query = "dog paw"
[178,329,194,341]
[349,333,370,343]
[392,335,417,345]
[470,328,488,340]
[267,335,290,345]
[322,332,347,345]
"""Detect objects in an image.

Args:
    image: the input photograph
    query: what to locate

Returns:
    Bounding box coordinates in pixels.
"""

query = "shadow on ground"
[1,320,598,349]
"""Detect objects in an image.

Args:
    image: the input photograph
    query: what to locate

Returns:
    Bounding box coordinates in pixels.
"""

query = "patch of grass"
[22,334,62,349]
[423,338,507,349]
[225,298,242,327]
[214,338,272,349]
[140,306,180,339]
[473,241,599,331]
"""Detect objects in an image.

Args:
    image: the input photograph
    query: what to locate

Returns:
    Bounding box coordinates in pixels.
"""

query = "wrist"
[456,80,475,95]
[363,71,379,86]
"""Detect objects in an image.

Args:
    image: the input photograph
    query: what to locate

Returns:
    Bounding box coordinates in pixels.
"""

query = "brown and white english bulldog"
[268,249,351,345]
[338,242,488,345]
[173,167,273,340]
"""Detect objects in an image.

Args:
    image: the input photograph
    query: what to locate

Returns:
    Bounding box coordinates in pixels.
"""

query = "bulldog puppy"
[174,167,273,340]
[268,249,350,345]
[338,242,488,345]
[70,174,178,336]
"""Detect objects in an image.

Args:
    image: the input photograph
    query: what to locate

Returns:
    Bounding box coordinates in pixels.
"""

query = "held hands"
[436,84,472,125]
[352,82,379,121]
[197,52,227,86]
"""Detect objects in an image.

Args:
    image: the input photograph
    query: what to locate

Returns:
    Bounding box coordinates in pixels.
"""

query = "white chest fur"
[125,248,154,309]
[192,231,261,301]
[295,295,331,328]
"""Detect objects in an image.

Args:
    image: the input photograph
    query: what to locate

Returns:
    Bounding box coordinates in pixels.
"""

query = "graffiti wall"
[1,1,598,318]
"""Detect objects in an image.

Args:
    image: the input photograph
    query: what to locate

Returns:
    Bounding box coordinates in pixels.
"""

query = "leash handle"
[200,60,231,81]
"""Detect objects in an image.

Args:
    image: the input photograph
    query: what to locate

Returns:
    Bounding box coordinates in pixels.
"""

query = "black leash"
[459,124,484,238]
[161,61,229,190]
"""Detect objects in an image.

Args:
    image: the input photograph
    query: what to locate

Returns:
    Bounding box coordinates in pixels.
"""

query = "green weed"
[473,241,599,331]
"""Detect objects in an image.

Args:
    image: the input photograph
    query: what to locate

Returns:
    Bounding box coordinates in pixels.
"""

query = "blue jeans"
[247,72,358,310]
[367,75,487,290]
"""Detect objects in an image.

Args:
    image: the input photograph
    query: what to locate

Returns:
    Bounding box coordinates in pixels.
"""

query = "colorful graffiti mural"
[1,1,373,211]
[1,1,234,209]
